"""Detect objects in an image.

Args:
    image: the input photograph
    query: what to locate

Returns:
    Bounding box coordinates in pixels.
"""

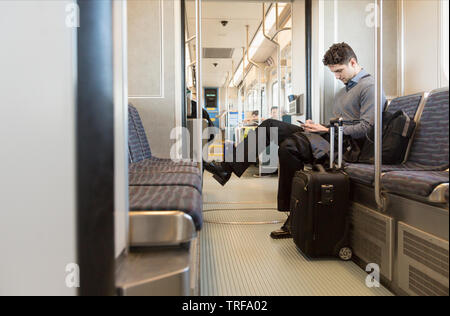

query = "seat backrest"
[128,104,152,162]
[386,93,424,163]
[128,108,145,163]
[407,88,449,169]
[386,93,423,119]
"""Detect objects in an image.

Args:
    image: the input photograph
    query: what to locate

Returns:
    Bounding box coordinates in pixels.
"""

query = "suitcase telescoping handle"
[329,118,344,169]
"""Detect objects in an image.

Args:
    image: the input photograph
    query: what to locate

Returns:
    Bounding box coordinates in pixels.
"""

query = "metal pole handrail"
[374,0,386,211]
[185,35,196,44]
[230,60,235,87]
[242,47,246,73]
[262,3,280,67]
[263,3,282,121]
[225,71,230,139]
[195,0,203,170]
[246,25,261,70]
[245,25,262,123]
[271,27,292,41]
[186,61,196,92]
[224,71,230,90]
[236,47,252,86]
[227,60,234,140]
[229,3,275,88]
[270,4,292,120]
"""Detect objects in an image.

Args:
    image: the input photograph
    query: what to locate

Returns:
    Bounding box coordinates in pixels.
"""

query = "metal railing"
[195,0,203,170]
[262,3,281,120]
[374,0,387,211]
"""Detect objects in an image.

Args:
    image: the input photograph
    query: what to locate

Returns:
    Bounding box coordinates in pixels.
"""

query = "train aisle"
[201,167,393,296]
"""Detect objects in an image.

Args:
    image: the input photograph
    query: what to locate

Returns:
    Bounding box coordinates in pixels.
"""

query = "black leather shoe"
[270,215,292,239]
[270,228,292,239]
[204,161,232,186]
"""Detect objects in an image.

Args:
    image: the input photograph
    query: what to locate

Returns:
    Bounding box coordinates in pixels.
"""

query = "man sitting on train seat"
[204,42,386,239]
[189,99,216,143]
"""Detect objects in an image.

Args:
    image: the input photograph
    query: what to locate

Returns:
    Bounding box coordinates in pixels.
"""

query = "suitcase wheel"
[338,247,353,261]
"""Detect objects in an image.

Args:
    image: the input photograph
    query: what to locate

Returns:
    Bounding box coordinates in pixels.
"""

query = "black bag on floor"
[290,119,352,260]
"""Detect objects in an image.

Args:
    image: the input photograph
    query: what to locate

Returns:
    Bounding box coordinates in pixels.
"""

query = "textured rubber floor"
[200,172,393,296]
[203,168,278,205]
[203,209,285,225]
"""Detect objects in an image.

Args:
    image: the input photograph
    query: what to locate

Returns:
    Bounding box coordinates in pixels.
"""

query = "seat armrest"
[428,183,449,204]
[129,211,197,247]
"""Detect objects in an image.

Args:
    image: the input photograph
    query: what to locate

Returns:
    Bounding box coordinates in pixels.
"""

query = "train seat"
[128,103,201,177]
[345,161,442,186]
[129,185,203,231]
[129,172,203,193]
[345,88,449,204]
[127,104,203,247]
[129,160,201,176]
[381,170,449,203]
[128,104,198,168]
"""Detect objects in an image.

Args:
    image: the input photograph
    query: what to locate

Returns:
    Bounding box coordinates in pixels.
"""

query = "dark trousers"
[226,119,314,211]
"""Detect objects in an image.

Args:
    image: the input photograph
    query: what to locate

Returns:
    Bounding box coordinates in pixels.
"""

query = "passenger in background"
[189,99,215,143]
[269,106,280,120]
[244,110,260,126]
[204,42,386,239]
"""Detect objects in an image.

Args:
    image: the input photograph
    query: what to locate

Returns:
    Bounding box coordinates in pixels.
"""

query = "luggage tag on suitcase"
[312,164,336,205]
[320,185,334,205]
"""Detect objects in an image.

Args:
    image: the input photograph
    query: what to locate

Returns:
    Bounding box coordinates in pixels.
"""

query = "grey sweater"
[332,70,386,139]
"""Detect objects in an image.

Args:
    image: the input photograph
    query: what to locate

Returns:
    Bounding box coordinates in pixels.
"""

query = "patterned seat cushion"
[144,157,199,167]
[381,171,449,198]
[129,186,203,230]
[129,172,202,192]
[386,93,422,118]
[344,162,443,185]
[344,163,375,185]
[129,160,201,176]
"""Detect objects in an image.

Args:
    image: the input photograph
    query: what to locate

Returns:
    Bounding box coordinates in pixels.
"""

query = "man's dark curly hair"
[322,42,358,65]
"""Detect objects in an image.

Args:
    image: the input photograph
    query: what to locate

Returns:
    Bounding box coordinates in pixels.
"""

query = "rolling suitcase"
[290,118,352,260]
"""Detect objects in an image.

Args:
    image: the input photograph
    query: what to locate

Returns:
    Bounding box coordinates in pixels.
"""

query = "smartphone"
[297,120,305,126]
